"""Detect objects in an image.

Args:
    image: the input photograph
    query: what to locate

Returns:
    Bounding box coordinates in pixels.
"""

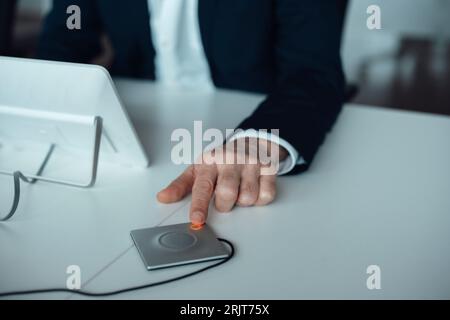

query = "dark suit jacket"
[38,0,345,174]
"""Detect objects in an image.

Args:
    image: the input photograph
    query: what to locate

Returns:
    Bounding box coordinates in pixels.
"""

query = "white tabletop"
[1,79,450,299]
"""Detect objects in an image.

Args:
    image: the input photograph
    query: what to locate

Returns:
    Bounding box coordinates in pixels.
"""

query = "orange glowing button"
[190,223,204,231]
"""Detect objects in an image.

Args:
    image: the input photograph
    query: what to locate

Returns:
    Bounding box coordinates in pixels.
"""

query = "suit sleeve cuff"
[227,129,305,175]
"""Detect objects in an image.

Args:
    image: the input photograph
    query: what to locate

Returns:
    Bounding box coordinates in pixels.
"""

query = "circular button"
[158,232,197,250]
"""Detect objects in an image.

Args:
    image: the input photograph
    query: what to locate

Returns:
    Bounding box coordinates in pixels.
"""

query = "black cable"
[1,144,55,222]
[0,171,34,222]
[0,238,234,298]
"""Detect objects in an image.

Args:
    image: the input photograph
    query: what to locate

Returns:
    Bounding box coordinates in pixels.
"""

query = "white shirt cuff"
[227,129,305,175]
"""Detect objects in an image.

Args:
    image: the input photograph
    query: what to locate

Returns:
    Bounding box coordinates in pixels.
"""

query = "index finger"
[190,164,217,225]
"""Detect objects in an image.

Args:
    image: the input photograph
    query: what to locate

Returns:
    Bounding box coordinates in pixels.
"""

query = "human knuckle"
[195,179,214,194]
[259,189,276,203]
[241,182,258,196]
[215,185,238,201]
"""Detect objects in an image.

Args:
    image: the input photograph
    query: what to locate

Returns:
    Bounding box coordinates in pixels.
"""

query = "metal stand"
[0,116,103,188]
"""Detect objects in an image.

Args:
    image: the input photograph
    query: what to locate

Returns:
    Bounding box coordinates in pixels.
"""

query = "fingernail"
[191,211,205,225]
[190,223,204,231]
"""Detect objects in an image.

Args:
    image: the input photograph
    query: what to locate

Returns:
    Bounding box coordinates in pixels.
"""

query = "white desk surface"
[1,79,450,299]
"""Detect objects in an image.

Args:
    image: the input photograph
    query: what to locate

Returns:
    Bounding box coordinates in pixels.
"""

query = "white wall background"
[342,0,450,81]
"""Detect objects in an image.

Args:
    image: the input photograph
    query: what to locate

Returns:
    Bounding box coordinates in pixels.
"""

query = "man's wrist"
[256,137,289,161]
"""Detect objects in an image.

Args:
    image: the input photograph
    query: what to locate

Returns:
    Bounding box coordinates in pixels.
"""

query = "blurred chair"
[0,0,17,55]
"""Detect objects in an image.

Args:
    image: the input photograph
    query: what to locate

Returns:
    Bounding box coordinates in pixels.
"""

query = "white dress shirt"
[147,0,304,174]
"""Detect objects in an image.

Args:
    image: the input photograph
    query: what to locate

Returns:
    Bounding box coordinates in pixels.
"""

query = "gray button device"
[131,223,229,270]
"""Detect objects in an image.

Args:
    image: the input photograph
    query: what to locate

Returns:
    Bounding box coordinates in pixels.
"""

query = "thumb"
[157,166,195,203]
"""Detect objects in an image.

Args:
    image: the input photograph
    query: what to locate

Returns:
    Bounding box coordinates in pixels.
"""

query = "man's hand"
[157,137,288,225]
